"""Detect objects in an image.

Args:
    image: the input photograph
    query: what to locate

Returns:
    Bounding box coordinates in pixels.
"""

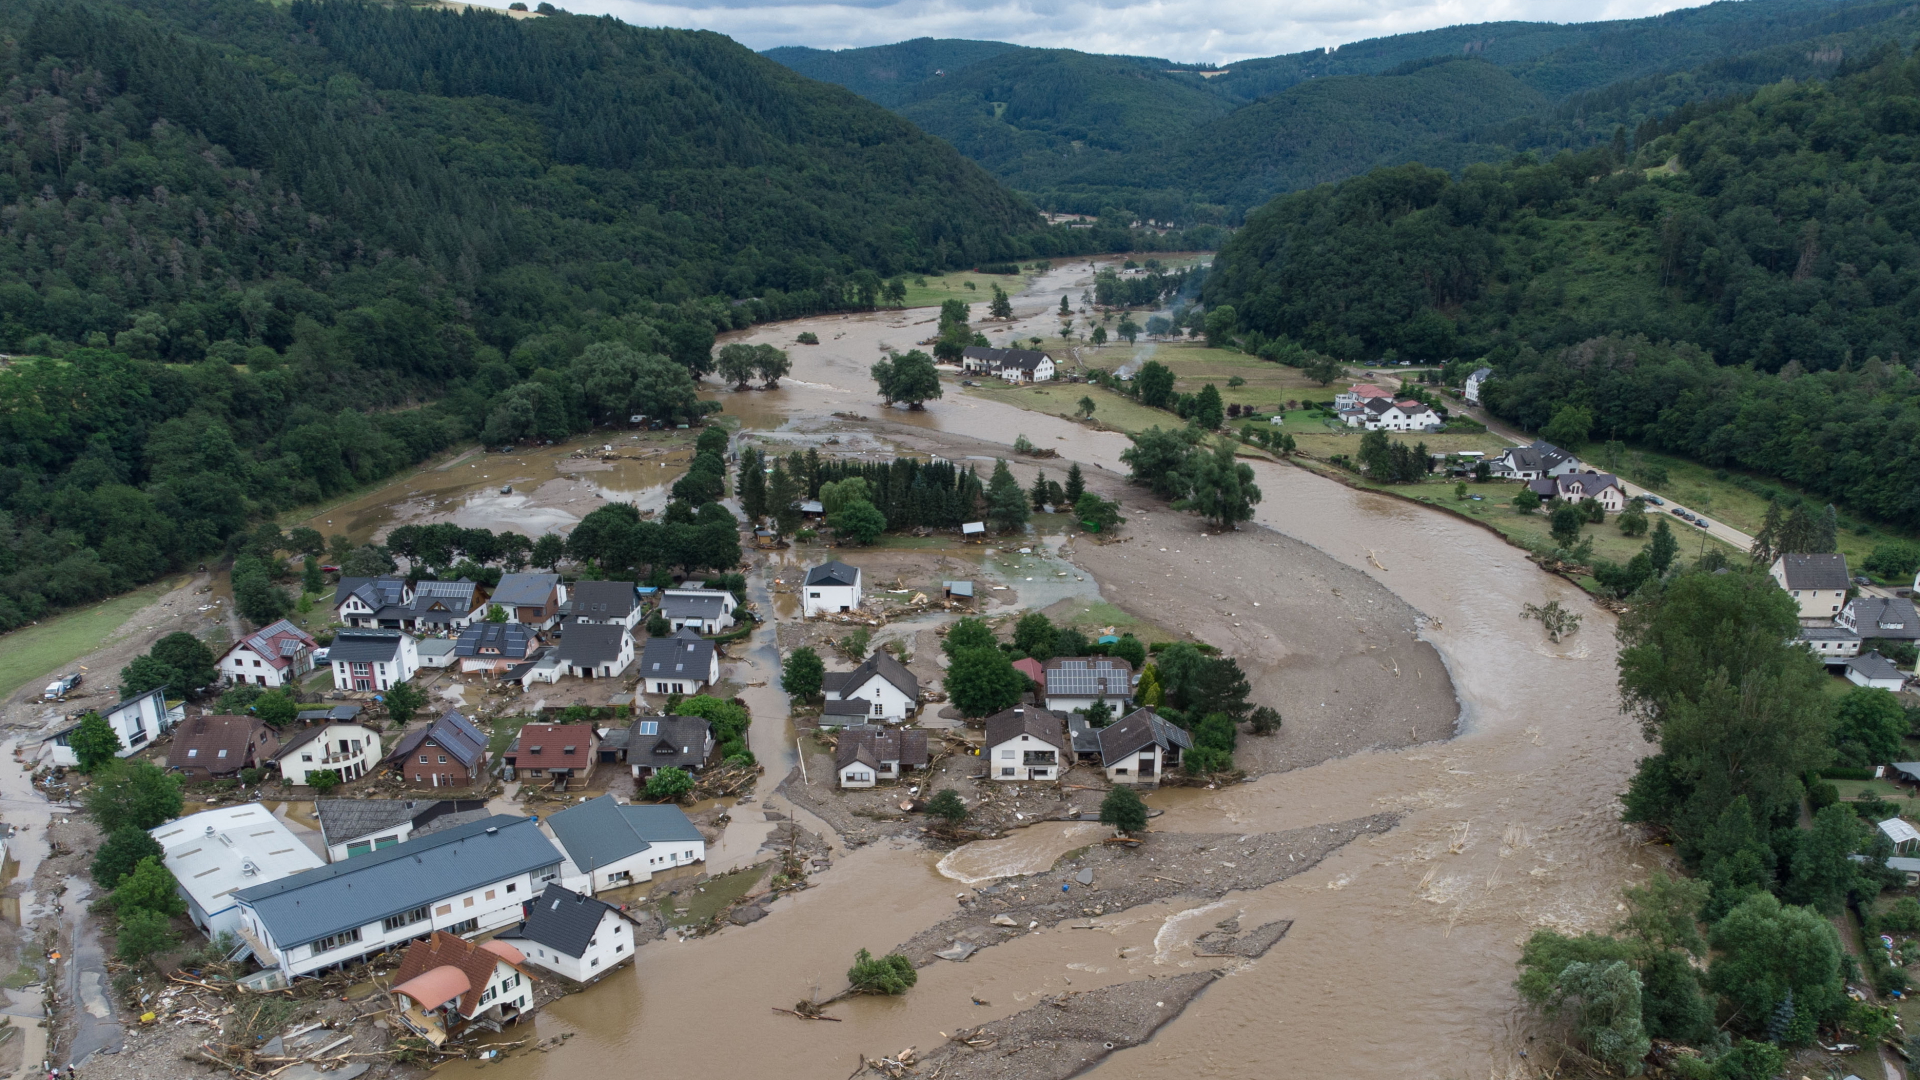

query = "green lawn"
[1834,778,1909,802]
[896,269,1039,310]
[488,714,537,760]
[964,380,1172,434]
[0,577,183,701]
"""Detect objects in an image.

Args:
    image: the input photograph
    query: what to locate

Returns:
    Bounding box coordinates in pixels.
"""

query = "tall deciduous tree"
[781,646,824,699]
[1174,437,1262,530]
[68,713,122,772]
[85,761,184,833]
[872,350,943,409]
[945,647,1026,717]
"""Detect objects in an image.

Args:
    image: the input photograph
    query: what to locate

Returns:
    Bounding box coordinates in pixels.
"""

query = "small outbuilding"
[1846,650,1907,691]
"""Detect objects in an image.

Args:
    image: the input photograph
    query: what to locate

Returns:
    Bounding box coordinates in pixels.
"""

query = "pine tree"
[1818,504,1838,553]
[1064,462,1085,505]
[768,464,802,535]
[987,460,1030,533]
[989,283,1014,320]
[1751,500,1783,565]
[739,447,768,523]
[1765,988,1794,1044]
[1030,469,1051,511]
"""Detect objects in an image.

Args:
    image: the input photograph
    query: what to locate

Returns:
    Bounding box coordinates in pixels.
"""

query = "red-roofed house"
[503,724,599,784]
[390,931,536,1044]
[218,620,318,688]
[1012,658,1045,686]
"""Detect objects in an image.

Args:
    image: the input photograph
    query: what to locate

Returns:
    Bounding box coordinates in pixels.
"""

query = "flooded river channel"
[379,261,1649,1078]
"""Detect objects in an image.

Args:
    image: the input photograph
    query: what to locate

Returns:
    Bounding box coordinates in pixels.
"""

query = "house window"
[438,756,447,764]
[382,905,431,932]
[1000,749,1014,759]
[448,918,479,935]
[301,754,314,762]
[351,662,371,676]
[313,928,362,953]
[1001,767,1015,777]
[435,904,453,916]
[419,755,429,764]
[872,703,884,715]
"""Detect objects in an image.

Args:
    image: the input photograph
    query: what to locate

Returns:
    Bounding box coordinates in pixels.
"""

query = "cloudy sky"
[554,0,1714,64]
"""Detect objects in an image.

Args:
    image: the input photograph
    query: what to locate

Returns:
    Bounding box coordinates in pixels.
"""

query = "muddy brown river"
[407,263,1649,1079]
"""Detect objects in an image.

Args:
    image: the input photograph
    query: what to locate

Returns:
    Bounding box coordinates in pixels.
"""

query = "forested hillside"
[1204,43,1920,528]
[762,38,1022,106]
[0,0,1113,632]
[768,0,1920,221]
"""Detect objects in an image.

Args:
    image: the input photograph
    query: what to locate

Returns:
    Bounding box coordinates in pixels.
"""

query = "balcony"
[1021,751,1057,766]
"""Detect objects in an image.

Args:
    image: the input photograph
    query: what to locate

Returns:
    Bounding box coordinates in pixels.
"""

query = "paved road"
[1440,393,1756,555]
[59,878,121,1066]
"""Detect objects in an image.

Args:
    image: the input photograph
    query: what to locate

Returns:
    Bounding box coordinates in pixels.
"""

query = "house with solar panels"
[219,619,319,688]
[1041,657,1134,715]
[625,716,713,781]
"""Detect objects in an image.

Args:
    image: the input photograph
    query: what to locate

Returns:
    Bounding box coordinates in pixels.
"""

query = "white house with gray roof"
[497,884,642,984]
[802,561,862,617]
[46,686,181,768]
[1770,552,1851,621]
[1839,596,1920,641]
[569,581,641,630]
[328,629,419,692]
[541,795,706,893]
[639,629,718,695]
[233,815,565,979]
[314,798,490,863]
[658,588,737,634]
[1488,440,1577,482]
[1098,708,1193,787]
[151,805,326,940]
[626,717,713,780]
[823,651,918,722]
[556,623,633,679]
[1847,650,1907,691]
[1041,657,1133,715]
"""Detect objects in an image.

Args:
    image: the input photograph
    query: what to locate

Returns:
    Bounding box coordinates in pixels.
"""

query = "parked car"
[1694,519,1709,528]
[311,647,330,664]
[43,672,81,700]
[1642,495,1664,506]
[1857,575,1874,586]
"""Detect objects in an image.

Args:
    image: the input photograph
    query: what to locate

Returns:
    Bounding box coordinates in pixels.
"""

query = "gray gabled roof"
[384,709,488,770]
[491,573,562,608]
[804,561,861,588]
[334,577,408,610]
[328,629,410,663]
[570,580,638,619]
[1848,650,1906,682]
[1846,597,1920,640]
[831,650,918,701]
[821,698,871,717]
[545,796,704,871]
[315,799,423,848]
[659,592,728,619]
[628,716,711,770]
[234,815,561,948]
[1777,552,1851,591]
[454,621,533,658]
[984,705,1067,750]
[1097,707,1193,766]
[498,883,625,959]
[640,631,715,680]
[557,623,629,665]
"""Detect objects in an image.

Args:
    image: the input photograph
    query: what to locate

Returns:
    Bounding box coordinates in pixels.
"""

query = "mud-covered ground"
[895,813,1399,966]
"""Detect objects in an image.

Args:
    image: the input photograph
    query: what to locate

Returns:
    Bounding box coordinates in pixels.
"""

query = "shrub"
[308,769,342,795]
[1099,785,1148,834]
[1249,706,1282,735]
[847,949,917,995]
[68,712,122,773]
[647,612,671,637]
[646,767,694,801]
[925,789,968,824]
[116,908,179,964]
[1879,897,1920,933]
[797,332,819,345]
[840,627,871,661]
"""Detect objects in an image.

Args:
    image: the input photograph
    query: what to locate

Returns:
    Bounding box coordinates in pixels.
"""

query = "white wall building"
[982,706,1068,782]
[801,561,862,617]
[233,815,565,979]
[150,806,326,940]
[542,796,706,893]
[821,652,919,723]
[500,884,641,984]
[273,723,382,787]
[46,686,182,768]
[328,630,420,692]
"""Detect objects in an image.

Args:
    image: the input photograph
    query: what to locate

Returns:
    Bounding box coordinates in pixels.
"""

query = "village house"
[540,795,707,891]
[626,716,713,781]
[218,619,318,688]
[491,573,567,630]
[1041,657,1134,715]
[383,708,489,788]
[233,815,566,980]
[508,648,563,690]
[334,577,412,628]
[505,723,598,785]
[639,628,718,695]
[961,346,1055,382]
[1838,596,1920,640]
[1796,626,1862,663]
[1487,440,1578,481]
[983,706,1067,782]
[1847,651,1907,691]
[1526,471,1626,511]
[1334,383,1394,411]
[151,805,326,940]
[315,798,490,862]
[389,931,536,1044]
[272,722,382,786]
[835,727,930,788]
[822,651,920,723]
[418,638,459,670]
[1097,708,1193,787]
[658,587,738,633]
[498,884,642,984]
[1011,657,1045,687]
[556,623,635,679]
[328,629,420,692]
[1770,553,1851,621]
[1463,366,1493,405]
[1342,397,1442,432]
[407,579,486,632]
[46,686,182,768]
[802,561,862,617]
[568,581,641,630]
[167,714,279,780]
[454,622,538,677]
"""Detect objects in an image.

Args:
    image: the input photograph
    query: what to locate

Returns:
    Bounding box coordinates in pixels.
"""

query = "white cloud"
[539,0,1711,65]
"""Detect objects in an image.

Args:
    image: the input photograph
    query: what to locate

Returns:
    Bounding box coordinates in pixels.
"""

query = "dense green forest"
[0,0,1195,634]
[769,0,1920,221]
[1204,43,1920,528]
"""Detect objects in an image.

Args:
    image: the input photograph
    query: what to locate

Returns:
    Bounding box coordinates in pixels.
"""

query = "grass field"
[897,269,1040,310]
[0,578,182,701]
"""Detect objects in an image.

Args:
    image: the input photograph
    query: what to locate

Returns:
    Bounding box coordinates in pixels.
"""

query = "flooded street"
[419,262,1650,1080]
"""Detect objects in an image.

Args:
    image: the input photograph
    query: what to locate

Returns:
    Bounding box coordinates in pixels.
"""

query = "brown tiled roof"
[167,714,276,773]
[983,706,1066,750]
[507,724,597,771]
[391,931,533,1018]
[834,729,928,771]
